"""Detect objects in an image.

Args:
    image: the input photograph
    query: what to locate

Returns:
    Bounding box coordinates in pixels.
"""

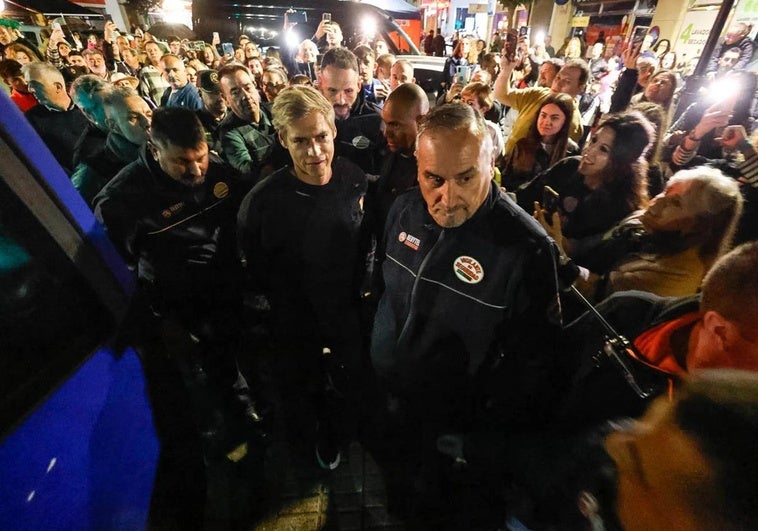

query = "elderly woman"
[294,39,318,82]
[540,166,743,300]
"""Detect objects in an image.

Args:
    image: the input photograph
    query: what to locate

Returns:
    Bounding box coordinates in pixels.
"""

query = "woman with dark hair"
[503,93,579,190]
[517,111,654,264]
[201,44,221,69]
[440,39,469,91]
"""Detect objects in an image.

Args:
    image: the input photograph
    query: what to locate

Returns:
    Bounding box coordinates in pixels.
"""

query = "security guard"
[94,107,263,527]
[317,47,385,176]
[369,104,562,530]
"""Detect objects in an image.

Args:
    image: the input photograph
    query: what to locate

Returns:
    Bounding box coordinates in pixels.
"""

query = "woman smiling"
[517,111,654,265]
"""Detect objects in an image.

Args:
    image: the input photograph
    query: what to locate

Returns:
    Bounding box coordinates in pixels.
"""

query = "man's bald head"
[390,59,414,91]
[381,83,428,155]
[386,82,428,114]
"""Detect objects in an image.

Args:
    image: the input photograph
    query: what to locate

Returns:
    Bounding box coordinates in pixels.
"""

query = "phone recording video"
[631,26,648,49]
[289,11,307,24]
[455,65,471,85]
[504,29,518,62]
[542,186,560,216]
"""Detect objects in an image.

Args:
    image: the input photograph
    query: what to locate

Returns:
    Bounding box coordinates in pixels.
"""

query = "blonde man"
[237,85,371,471]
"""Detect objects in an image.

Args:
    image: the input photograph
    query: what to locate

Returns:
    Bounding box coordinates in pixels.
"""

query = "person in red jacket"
[0,59,37,112]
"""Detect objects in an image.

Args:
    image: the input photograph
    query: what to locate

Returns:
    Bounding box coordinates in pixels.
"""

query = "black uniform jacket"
[371,182,562,431]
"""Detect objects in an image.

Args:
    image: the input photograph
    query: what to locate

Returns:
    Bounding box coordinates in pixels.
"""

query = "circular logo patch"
[213,182,230,199]
[209,72,219,84]
[563,196,579,213]
[398,231,407,242]
[453,256,484,284]
[352,135,371,150]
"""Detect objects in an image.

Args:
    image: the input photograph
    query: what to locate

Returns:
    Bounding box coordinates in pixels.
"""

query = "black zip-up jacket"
[371,182,562,432]
[557,290,699,426]
[94,145,245,310]
[237,157,370,353]
[335,91,385,176]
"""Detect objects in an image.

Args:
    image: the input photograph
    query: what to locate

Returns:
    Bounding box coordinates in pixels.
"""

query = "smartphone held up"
[504,29,518,62]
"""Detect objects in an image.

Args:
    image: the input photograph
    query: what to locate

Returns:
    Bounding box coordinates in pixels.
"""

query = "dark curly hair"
[594,110,654,211]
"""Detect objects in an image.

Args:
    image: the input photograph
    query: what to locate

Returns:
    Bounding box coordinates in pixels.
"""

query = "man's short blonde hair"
[272,85,336,137]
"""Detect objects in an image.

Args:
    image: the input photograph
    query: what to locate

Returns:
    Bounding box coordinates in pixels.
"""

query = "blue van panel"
[0,348,159,530]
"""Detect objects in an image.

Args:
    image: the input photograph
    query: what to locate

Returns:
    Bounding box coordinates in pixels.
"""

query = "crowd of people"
[2,13,758,530]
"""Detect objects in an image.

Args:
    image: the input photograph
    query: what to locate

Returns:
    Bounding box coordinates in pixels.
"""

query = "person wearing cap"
[196,69,227,153]
[111,71,139,90]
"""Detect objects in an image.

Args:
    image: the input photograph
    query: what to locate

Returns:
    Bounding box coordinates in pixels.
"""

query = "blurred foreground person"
[489,243,758,530]
[607,370,758,531]
[560,241,758,425]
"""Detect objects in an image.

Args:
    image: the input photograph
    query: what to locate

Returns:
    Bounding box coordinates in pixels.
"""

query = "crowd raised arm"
[3,14,758,530]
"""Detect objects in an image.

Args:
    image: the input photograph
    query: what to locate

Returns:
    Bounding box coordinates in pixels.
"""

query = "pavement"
[224,323,407,531]
[249,440,404,531]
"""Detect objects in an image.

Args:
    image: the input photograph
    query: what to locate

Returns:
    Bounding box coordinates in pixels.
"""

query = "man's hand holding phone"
[315,14,332,39]
[620,43,641,69]
[49,23,66,45]
[104,20,118,43]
